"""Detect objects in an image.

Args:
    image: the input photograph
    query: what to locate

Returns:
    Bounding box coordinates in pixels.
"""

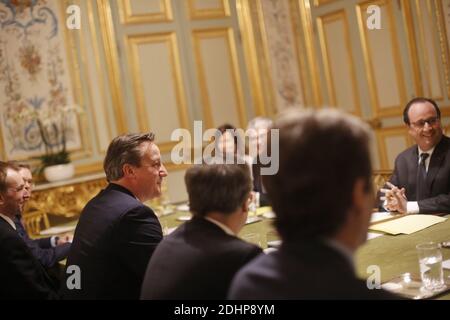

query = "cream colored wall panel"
[166,169,188,203]
[195,0,223,10]
[317,11,360,115]
[130,0,162,13]
[357,0,406,117]
[366,12,399,108]
[385,136,408,169]
[377,128,411,170]
[193,29,246,128]
[119,0,173,24]
[188,0,230,19]
[416,0,443,100]
[126,33,190,153]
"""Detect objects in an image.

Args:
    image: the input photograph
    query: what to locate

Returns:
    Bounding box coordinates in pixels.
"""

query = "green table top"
[52,208,450,299]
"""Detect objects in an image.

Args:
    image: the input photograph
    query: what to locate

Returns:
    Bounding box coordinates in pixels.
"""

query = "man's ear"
[0,193,5,206]
[352,178,369,215]
[407,123,414,137]
[122,164,135,178]
[242,194,250,213]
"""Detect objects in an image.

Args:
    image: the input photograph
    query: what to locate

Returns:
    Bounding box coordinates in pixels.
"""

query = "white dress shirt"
[0,213,16,230]
[204,216,235,236]
[407,146,436,213]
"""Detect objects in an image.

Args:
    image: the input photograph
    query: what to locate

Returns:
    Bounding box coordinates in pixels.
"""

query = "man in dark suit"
[62,133,167,299]
[0,162,58,299]
[141,159,262,300]
[247,117,273,207]
[228,109,400,299]
[9,163,71,269]
[380,97,450,214]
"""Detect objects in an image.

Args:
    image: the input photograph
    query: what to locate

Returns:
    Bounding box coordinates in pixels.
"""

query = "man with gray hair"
[247,117,273,206]
[62,133,167,299]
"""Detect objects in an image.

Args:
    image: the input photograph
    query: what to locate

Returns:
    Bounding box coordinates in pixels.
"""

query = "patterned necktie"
[416,153,429,201]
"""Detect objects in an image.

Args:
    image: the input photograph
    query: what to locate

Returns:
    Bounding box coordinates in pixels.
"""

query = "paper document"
[256,206,272,216]
[40,225,76,236]
[370,211,396,224]
[443,259,450,270]
[369,214,447,235]
[367,232,384,240]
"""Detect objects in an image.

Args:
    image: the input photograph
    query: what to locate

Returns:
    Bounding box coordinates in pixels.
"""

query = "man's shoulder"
[396,144,417,161]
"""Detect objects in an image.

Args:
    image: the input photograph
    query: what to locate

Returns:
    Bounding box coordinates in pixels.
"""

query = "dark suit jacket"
[0,218,58,299]
[141,217,262,300]
[14,215,71,268]
[228,241,400,299]
[62,183,163,300]
[252,162,270,207]
[386,135,450,213]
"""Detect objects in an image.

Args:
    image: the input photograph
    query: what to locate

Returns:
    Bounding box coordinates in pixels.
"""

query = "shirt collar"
[323,238,354,272]
[418,145,435,158]
[0,213,17,230]
[204,217,235,236]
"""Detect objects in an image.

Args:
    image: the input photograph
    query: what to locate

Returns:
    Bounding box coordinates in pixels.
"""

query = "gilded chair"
[22,210,50,237]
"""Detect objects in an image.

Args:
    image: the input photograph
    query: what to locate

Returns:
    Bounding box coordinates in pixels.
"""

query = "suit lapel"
[409,147,419,200]
[425,137,448,193]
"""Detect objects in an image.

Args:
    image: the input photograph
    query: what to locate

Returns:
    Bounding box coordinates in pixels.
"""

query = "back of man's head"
[263,109,372,242]
[185,160,252,218]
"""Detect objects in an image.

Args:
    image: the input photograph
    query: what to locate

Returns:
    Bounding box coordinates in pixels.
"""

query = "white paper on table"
[40,225,76,236]
[369,215,447,235]
[370,211,395,224]
[367,232,384,240]
[443,259,450,270]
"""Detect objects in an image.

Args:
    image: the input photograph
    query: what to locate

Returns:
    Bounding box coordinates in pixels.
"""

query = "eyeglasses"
[410,117,439,129]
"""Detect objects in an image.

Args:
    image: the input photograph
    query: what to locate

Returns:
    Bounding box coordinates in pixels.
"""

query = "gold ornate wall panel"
[192,28,247,129]
[125,32,190,154]
[314,0,341,7]
[87,0,115,153]
[118,0,173,24]
[188,0,231,20]
[414,0,444,101]
[297,0,323,107]
[317,10,361,115]
[400,0,423,96]
[236,0,267,116]
[356,0,407,117]
[435,0,450,99]
[97,0,128,134]
[27,176,108,218]
[257,0,305,111]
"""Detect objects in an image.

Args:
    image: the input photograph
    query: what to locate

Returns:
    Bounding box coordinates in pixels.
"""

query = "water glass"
[416,242,445,291]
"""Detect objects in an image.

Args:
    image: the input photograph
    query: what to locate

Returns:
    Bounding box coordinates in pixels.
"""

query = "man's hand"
[380,182,407,214]
[56,233,73,245]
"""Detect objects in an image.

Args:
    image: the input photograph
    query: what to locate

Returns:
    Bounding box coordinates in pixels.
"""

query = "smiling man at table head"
[62,132,167,299]
[228,109,400,299]
[381,97,450,214]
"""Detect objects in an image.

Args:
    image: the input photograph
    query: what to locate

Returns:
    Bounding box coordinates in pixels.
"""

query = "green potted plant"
[20,103,81,182]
